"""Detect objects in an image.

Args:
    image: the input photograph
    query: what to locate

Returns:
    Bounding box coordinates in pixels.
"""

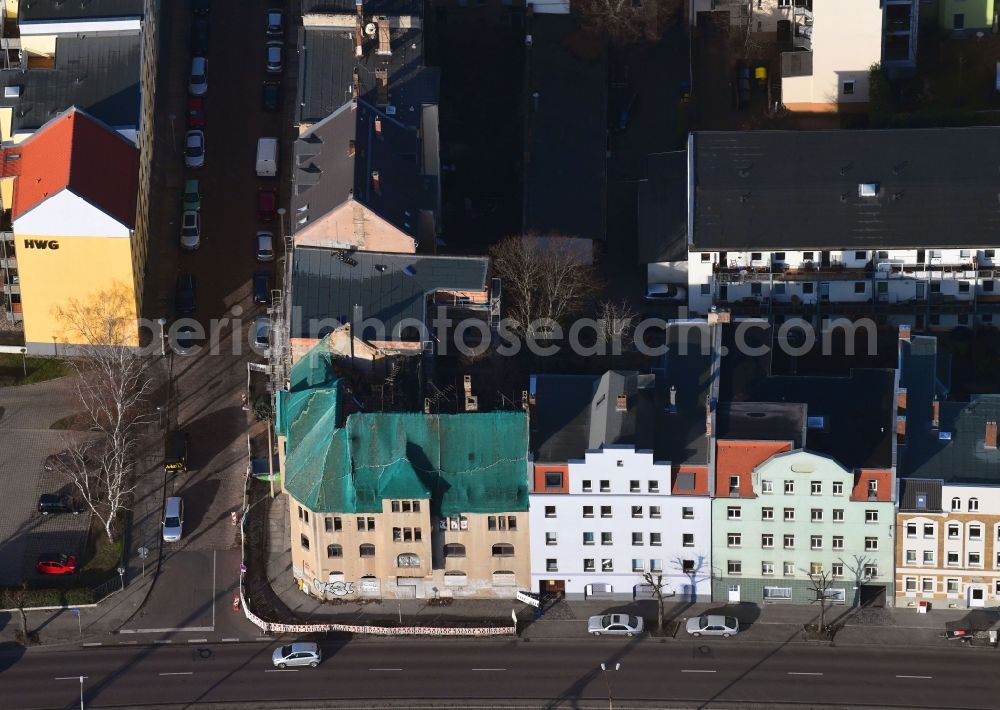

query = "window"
[783,508,795,521]
[648,480,659,493]
[401,501,411,513]
[947,579,959,594]
[809,562,823,575]
[810,509,823,522]
[360,544,377,558]
[868,480,878,496]
[930,281,941,294]
[327,544,342,558]
[584,559,595,572]
[832,563,845,578]
[583,506,594,518]
[601,532,613,546]
[783,534,795,549]
[969,498,980,511]
[959,281,970,294]
[987,250,997,258]
[947,551,960,566]
[923,550,934,565]
[987,280,997,293]
[325,517,341,533]
[923,524,934,538]
[864,537,878,551]
[728,533,742,547]
[751,252,762,261]
[546,559,558,572]
[727,506,742,520]
[632,559,644,572]
[728,560,742,575]
[803,282,814,294]
[487,516,497,531]
[601,506,612,518]
[751,282,761,296]
[544,505,556,518]
[701,252,712,262]
[906,549,917,564]
[921,578,934,594]
[507,516,517,531]
[650,559,662,573]
[357,517,374,531]
[843,80,855,96]
[583,532,594,545]
[632,532,643,546]
[762,534,774,548]
[832,536,844,551]
[952,497,962,511]
[865,510,879,523]
[762,480,773,494]
[809,481,822,495]
[681,507,693,519]
[700,284,711,296]
[783,562,795,576]
[784,480,794,494]
[444,543,466,557]
[906,523,917,538]
[853,281,866,295]
[762,562,774,576]
[600,480,610,492]
[650,506,661,518]
[544,471,563,489]
[832,509,844,522]
[810,535,822,550]
[969,525,982,540]
[300,534,310,550]
[969,552,982,567]
[393,527,402,542]
[762,507,774,520]
[682,559,695,573]
[953,13,965,30]
[582,480,592,492]
[775,283,786,295]
[492,543,515,557]
[728,475,740,493]
[413,501,420,513]
[904,577,917,593]
[631,506,643,518]
[764,586,792,600]
[863,564,878,578]
[630,480,640,493]
[544,533,557,546]
[602,559,613,572]
[651,532,663,546]
[832,481,844,496]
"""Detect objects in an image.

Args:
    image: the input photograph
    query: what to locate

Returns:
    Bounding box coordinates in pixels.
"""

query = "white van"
[256,137,278,177]
[162,496,184,542]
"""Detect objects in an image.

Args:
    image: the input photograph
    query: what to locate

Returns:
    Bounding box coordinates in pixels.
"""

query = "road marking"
[896,675,932,679]
[472,668,507,671]
[256,637,271,641]
[81,642,102,647]
[159,672,193,676]
[119,641,138,645]
[153,640,173,644]
[56,676,88,681]
[681,670,717,673]
[265,669,299,673]
[124,626,214,633]
[222,638,239,642]
[187,639,209,643]
[788,672,823,676]
[369,668,403,671]
[212,550,216,629]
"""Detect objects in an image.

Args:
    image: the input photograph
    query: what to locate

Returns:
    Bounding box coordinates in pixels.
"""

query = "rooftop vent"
[4,86,20,99]
[858,183,879,198]
[807,416,826,429]
[615,394,627,412]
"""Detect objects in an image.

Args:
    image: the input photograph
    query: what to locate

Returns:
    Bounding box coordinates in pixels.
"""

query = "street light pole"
[79,675,84,710]
[19,346,26,377]
[600,662,620,710]
[156,318,167,357]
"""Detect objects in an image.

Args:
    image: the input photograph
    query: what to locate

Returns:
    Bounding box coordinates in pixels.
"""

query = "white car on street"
[685,614,740,638]
[180,210,201,250]
[588,614,644,636]
[272,642,320,668]
[189,56,207,95]
[185,130,205,169]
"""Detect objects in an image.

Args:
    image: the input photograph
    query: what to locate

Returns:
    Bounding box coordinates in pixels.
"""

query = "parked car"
[265,41,283,73]
[588,614,644,637]
[254,315,271,350]
[164,431,189,473]
[180,209,201,250]
[185,130,205,169]
[36,553,77,575]
[183,178,201,211]
[191,17,210,55]
[645,283,687,302]
[256,231,274,262]
[272,642,321,669]
[175,273,197,317]
[187,96,206,129]
[736,64,752,110]
[162,496,184,542]
[189,56,207,96]
[266,8,283,36]
[192,0,210,16]
[256,188,277,222]
[253,271,271,305]
[37,494,78,515]
[174,324,198,355]
[262,81,281,112]
[685,615,740,638]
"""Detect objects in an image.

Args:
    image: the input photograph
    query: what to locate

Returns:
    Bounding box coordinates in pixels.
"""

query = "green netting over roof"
[280,342,529,515]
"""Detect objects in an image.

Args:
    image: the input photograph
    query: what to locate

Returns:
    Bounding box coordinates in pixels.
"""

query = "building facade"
[529,446,712,602]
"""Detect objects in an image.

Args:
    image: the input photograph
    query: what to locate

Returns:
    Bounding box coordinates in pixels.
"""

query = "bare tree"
[9,582,30,643]
[641,572,675,633]
[53,284,154,542]
[595,300,637,355]
[489,235,599,336]
[840,554,876,608]
[572,0,683,44]
[805,569,835,631]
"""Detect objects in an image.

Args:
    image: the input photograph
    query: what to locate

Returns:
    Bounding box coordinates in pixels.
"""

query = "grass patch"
[77,520,123,587]
[0,586,95,609]
[0,353,71,386]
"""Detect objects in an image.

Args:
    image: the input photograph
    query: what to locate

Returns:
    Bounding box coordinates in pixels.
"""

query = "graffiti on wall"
[313,578,355,597]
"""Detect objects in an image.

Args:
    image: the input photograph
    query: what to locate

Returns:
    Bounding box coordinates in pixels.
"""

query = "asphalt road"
[3,638,1000,709]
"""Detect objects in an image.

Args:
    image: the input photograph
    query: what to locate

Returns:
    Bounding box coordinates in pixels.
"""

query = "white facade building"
[529,447,713,601]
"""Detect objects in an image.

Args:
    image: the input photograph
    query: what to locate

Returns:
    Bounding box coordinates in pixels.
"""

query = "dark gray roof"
[661,323,714,465]
[290,248,488,339]
[531,371,658,463]
[297,26,438,127]
[691,128,1000,250]
[523,14,606,242]
[716,401,806,448]
[638,151,687,263]
[302,0,421,13]
[19,0,142,22]
[898,478,942,513]
[292,100,436,240]
[0,34,140,133]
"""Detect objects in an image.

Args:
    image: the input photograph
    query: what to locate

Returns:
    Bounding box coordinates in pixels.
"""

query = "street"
[2,638,999,709]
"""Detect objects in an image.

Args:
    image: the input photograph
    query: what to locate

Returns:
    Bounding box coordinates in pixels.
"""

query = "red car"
[257,188,277,222]
[187,97,206,129]
[36,553,78,575]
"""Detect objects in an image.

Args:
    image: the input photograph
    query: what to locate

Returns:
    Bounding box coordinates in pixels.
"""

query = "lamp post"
[156,318,167,356]
[117,566,125,592]
[599,662,620,710]
[79,674,84,710]
[19,346,26,378]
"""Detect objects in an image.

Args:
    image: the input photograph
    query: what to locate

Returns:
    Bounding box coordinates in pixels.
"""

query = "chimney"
[351,68,360,99]
[354,2,364,58]
[347,139,356,157]
[377,18,391,56]
[465,395,478,412]
[521,390,529,412]
[896,415,907,437]
[897,388,907,412]
[424,397,431,414]
[669,385,677,407]
[374,117,382,136]
[615,394,627,412]
[705,397,712,435]
[899,324,911,342]
[371,170,381,194]
[375,68,389,106]
[463,375,472,395]
[931,397,939,429]
[986,420,998,450]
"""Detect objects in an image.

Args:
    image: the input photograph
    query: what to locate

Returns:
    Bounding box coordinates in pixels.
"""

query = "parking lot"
[0,378,91,586]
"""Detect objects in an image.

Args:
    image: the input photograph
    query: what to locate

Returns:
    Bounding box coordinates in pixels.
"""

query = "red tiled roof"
[4,107,138,228]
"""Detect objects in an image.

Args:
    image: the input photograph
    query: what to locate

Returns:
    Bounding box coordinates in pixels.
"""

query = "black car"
[736,64,752,110]
[191,17,210,55]
[176,273,197,317]
[192,0,210,15]
[38,494,78,515]
[253,271,271,305]
[262,81,281,112]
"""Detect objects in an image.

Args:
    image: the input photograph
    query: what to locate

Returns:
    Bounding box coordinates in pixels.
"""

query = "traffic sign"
[137,546,149,559]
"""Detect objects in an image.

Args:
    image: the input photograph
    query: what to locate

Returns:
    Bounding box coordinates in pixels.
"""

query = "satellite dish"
[365,23,377,37]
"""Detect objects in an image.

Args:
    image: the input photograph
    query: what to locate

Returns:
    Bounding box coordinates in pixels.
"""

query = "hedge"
[0,587,95,609]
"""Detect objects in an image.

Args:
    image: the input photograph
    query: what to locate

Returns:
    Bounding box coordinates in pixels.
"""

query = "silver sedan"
[588,614,644,636]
